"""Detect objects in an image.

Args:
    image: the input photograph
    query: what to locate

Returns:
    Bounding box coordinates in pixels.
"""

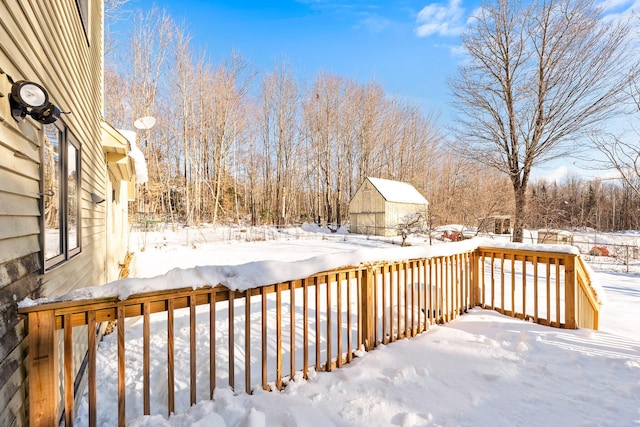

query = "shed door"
[360,214,375,234]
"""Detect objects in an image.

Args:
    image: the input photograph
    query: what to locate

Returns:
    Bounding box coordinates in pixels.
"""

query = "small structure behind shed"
[478,215,511,234]
[349,177,429,237]
[538,229,574,245]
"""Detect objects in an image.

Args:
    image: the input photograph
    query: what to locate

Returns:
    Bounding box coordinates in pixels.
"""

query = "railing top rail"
[476,245,579,258]
[18,242,589,319]
[18,263,377,317]
[18,243,476,314]
[575,255,602,310]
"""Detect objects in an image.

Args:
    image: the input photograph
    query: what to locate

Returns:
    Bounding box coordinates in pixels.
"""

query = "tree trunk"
[512,183,527,243]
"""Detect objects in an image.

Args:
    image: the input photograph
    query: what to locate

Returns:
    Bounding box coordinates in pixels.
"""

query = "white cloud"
[415,0,466,37]
[356,14,390,33]
[448,44,467,56]
[598,0,635,13]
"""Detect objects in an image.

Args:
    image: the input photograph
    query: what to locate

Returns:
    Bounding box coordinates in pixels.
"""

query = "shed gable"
[367,177,429,205]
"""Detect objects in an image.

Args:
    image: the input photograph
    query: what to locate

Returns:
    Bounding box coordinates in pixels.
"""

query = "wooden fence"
[18,245,599,427]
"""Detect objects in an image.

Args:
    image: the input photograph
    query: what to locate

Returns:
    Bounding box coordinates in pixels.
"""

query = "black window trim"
[41,121,82,272]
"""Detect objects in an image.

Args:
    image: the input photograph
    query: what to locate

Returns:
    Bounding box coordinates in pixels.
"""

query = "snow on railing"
[17,241,599,427]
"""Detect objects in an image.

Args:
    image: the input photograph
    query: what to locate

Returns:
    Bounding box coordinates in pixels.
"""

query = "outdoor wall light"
[10,80,62,124]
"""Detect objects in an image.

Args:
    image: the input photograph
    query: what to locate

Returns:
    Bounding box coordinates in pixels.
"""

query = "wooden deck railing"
[18,245,600,427]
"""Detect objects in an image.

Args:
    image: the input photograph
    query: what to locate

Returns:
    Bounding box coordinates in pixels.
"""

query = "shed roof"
[366,177,428,205]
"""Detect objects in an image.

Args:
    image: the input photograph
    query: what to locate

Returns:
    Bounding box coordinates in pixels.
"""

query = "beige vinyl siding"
[0,0,105,425]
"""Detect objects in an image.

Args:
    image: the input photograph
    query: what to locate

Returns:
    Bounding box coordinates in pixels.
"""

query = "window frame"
[41,121,82,271]
[75,0,90,45]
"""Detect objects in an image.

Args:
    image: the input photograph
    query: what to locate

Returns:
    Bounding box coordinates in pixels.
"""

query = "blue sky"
[124,0,480,124]
[120,0,639,180]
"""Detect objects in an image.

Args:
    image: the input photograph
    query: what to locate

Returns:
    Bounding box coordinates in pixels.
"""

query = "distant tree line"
[104,3,640,235]
[528,177,640,232]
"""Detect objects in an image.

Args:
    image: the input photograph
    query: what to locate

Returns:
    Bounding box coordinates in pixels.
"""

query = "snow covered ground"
[75,226,640,427]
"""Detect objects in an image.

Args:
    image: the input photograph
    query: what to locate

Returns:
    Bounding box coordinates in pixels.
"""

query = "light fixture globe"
[8,80,64,124]
[11,80,49,109]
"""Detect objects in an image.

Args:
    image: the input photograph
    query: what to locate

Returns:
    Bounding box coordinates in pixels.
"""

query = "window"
[42,123,81,270]
[76,0,90,45]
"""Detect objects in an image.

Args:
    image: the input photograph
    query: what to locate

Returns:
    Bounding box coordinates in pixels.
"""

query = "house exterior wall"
[0,1,107,425]
[102,122,135,283]
[106,172,130,281]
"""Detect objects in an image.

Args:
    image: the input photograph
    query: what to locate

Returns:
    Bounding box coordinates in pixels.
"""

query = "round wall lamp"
[9,80,64,124]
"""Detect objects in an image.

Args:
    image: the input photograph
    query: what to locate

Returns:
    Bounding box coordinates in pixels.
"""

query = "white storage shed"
[349,177,429,237]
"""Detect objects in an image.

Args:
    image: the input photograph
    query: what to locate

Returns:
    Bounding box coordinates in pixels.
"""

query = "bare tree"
[591,76,640,197]
[258,61,301,225]
[450,0,637,242]
[592,132,640,197]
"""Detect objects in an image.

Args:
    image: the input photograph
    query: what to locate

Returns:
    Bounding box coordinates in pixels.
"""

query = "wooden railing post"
[360,266,375,351]
[564,255,577,329]
[471,250,482,307]
[27,309,59,427]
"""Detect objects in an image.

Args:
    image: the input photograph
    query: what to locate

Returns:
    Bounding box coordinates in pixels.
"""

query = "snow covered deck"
[18,241,600,427]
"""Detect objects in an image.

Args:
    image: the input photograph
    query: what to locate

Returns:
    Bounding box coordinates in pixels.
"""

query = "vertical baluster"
[418,260,424,332]
[424,260,431,325]
[411,261,416,335]
[396,263,401,337]
[190,296,197,405]
[63,314,74,427]
[276,284,283,389]
[484,253,489,308]
[118,305,126,426]
[326,274,333,370]
[446,257,451,322]
[356,270,363,350]
[381,265,387,344]
[453,256,457,317]
[546,260,551,326]
[143,302,150,414]
[556,260,561,326]
[372,268,379,345]
[245,290,251,394]
[346,272,353,363]
[261,287,267,390]
[337,273,343,367]
[229,290,235,390]
[290,281,296,380]
[434,259,440,323]
[167,299,175,416]
[210,290,217,398]
[315,276,321,371]
[429,259,434,325]
[404,262,409,336]
[438,257,449,322]
[511,253,516,315]
[458,254,463,315]
[303,278,309,377]
[522,257,527,319]
[533,257,539,323]
[88,310,97,426]
[389,264,396,342]
[500,254,505,311]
